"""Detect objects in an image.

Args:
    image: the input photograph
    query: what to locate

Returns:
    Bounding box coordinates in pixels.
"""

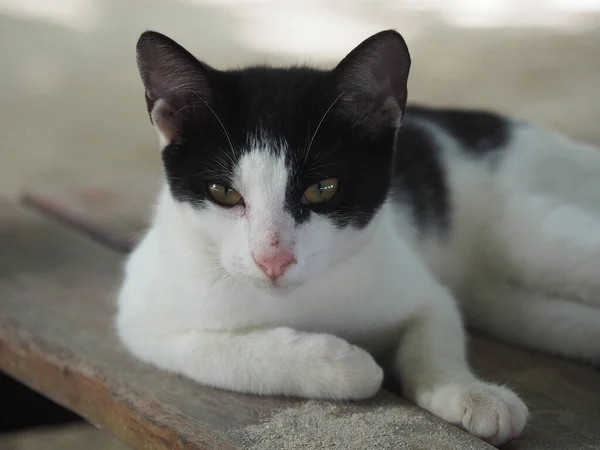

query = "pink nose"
[254,251,295,280]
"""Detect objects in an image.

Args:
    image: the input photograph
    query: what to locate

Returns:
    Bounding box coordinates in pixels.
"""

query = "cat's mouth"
[256,277,298,297]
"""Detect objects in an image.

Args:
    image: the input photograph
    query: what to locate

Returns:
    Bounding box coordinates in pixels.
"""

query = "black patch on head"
[161,66,328,208]
[391,120,450,234]
[283,119,398,228]
[136,30,412,229]
[407,105,510,156]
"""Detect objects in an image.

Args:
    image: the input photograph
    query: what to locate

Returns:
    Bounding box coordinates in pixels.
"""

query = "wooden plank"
[20,180,600,449]
[469,334,600,450]
[22,173,160,252]
[0,200,490,450]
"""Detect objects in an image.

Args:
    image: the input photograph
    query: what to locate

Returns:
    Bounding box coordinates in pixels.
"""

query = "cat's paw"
[274,328,384,400]
[424,382,528,446]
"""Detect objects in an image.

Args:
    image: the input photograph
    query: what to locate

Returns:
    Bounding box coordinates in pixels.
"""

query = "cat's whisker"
[216,145,237,167]
[304,146,342,178]
[191,91,236,154]
[303,91,345,166]
[214,269,235,287]
[311,144,340,165]
[302,107,315,164]
[306,163,340,178]
[171,99,210,118]
[169,168,221,182]
[197,256,224,264]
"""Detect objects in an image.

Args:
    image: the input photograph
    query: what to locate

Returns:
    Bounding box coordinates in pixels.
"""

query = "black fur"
[138,30,510,235]
[161,64,398,229]
[392,118,450,234]
[390,106,511,234]
[141,30,407,229]
[408,105,509,155]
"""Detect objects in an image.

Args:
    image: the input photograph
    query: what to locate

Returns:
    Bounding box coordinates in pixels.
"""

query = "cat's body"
[117,30,600,446]
[395,107,600,360]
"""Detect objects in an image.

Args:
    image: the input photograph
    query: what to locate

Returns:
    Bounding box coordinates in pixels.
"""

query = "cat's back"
[392,106,512,235]
[391,106,516,287]
[405,105,510,156]
[393,105,600,290]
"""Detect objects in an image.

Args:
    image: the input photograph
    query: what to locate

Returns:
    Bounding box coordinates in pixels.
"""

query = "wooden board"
[20,182,600,449]
[22,173,160,252]
[0,200,491,450]
[469,334,600,450]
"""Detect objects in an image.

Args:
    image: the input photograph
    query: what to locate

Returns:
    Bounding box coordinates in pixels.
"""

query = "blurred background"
[0,0,599,448]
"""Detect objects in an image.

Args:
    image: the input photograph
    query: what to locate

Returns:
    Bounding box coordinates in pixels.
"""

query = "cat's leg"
[394,287,528,446]
[491,195,600,305]
[117,324,383,400]
[461,277,600,364]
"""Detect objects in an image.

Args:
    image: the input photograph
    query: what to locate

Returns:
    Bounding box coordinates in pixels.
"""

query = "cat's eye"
[207,183,243,206]
[303,178,339,204]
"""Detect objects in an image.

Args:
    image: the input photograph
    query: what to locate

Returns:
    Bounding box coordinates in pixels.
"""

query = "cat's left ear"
[331,30,411,132]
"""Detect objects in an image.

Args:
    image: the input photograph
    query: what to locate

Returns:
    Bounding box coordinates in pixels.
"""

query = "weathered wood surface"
[0,200,492,450]
[22,174,160,252]
[470,334,600,450]
[21,180,600,449]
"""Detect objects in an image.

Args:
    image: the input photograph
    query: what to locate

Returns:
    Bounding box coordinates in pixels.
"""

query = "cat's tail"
[461,279,600,365]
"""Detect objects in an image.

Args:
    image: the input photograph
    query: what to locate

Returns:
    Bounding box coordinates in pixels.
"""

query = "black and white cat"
[117,29,600,445]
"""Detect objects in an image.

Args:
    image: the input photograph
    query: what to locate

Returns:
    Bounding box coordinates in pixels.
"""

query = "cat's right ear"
[330,30,411,133]
[136,31,215,146]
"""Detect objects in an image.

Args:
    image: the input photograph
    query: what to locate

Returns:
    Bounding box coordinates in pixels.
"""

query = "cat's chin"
[253,279,300,297]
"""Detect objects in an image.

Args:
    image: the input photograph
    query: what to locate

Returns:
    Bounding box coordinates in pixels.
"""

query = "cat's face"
[136,30,411,294]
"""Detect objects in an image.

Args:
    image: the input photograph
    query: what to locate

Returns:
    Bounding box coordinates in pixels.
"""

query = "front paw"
[274,328,384,400]
[424,382,528,446]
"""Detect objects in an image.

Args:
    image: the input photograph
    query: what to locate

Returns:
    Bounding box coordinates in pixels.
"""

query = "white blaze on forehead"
[235,149,288,212]
[234,137,295,249]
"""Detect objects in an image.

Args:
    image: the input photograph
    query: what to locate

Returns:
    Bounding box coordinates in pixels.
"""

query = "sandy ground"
[1,0,599,448]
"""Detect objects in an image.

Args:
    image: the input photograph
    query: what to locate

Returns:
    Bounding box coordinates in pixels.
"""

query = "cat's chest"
[192,270,400,328]
[190,277,409,351]
[167,241,424,351]
[140,213,439,350]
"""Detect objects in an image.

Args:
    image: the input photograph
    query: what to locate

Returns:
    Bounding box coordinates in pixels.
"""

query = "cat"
[117,29,600,446]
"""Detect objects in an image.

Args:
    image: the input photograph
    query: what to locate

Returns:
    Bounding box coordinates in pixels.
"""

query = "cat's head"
[136,30,410,294]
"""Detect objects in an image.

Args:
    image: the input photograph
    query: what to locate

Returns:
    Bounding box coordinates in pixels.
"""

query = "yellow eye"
[207,183,243,206]
[303,178,339,204]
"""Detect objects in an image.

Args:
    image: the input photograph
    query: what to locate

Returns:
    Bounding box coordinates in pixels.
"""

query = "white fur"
[117,120,600,445]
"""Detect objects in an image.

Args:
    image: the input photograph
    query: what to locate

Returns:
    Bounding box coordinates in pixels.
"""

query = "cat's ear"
[331,30,411,132]
[136,31,215,145]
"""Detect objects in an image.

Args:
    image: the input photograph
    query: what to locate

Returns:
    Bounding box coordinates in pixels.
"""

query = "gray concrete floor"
[1,0,599,448]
